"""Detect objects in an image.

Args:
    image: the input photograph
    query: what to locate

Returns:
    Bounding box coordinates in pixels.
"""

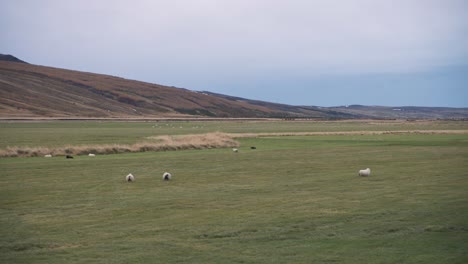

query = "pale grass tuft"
[0,132,239,158]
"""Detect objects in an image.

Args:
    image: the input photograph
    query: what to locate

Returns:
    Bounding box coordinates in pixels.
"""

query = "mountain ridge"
[0,59,334,118]
[0,54,28,64]
[0,55,467,119]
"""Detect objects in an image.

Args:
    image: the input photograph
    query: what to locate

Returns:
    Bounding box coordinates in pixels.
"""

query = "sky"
[1,0,467,107]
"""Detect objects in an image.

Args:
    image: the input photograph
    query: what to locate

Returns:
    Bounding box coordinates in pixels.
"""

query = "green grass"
[1,120,467,148]
[1,121,467,263]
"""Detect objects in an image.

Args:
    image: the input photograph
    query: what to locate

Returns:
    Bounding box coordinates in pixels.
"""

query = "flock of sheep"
[124,162,371,183]
[44,148,372,181]
[45,153,174,182]
[125,171,372,183]
[125,168,370,182]
[125,172,172,182]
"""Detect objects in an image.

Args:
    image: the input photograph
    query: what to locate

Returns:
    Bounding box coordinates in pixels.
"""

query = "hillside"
[203,92,468,120]
[0,58,343,119]
[198,91,359,119]
[0,55,467,119]
[329,105,468,120]
[0,54,28,64]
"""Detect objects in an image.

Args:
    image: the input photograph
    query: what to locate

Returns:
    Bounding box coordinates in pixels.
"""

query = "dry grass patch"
[0,132,239,157]
[2,129,466,158]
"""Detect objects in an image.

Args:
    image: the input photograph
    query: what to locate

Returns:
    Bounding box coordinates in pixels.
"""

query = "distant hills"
[1,54,467,119]
[328,105,468,120]
[0,54,28,64]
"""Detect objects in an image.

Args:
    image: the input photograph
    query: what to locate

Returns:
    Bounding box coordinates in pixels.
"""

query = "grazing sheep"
[66,155,74,159]
[358,168,371,176]
[126,173,135,182]
[44,154,52,158]
[232,148,238,153]
[88,153,96,157]
[163,172,172,181]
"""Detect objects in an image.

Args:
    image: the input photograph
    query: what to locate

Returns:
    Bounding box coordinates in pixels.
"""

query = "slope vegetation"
[0,60,334,119]
[1,56,466,119]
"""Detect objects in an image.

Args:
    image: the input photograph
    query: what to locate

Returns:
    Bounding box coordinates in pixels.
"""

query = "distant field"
[1,120,467,263]
[1,119,467,148]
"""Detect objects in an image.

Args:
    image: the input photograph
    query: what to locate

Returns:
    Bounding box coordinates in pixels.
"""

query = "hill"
[0,59,346,119]
[0,56,467,119]
[0,54,28,64]
[198,91,359,119]
[329,105,468,120]
[202,92,468,120]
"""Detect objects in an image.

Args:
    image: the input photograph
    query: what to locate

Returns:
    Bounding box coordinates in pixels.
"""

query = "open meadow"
[1,120,467,263]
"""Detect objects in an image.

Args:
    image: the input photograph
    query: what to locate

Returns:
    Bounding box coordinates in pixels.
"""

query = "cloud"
[1,0,467,106]
[2,0,467,73]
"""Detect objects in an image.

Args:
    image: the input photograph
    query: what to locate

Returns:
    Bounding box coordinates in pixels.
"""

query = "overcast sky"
[1,0,467,107]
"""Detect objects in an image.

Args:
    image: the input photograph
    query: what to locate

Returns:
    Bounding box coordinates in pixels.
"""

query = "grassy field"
[1,119,467,148]
[1,120,467,263]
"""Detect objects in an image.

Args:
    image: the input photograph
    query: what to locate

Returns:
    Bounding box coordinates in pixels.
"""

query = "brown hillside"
[3,59,463,119]
[0,60,310,118]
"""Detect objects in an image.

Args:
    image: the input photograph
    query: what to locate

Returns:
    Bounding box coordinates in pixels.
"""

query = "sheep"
[126,173,135,182]
[88,153,96,157]
[358,168,371,176]
[44,154,52,158]
[232,148,238,153]
[162,172,172,181]
[66,155,74,159]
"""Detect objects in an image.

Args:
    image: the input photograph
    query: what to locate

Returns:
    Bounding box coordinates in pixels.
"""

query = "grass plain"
[0,120,467,263]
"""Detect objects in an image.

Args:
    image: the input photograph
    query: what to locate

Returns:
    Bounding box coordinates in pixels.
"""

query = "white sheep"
[44,154,52,158]
[163,172,172,181]
[232,148,238,153]
[358,168,371,176]
[88,153,96,157]
[126,173,135,182]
